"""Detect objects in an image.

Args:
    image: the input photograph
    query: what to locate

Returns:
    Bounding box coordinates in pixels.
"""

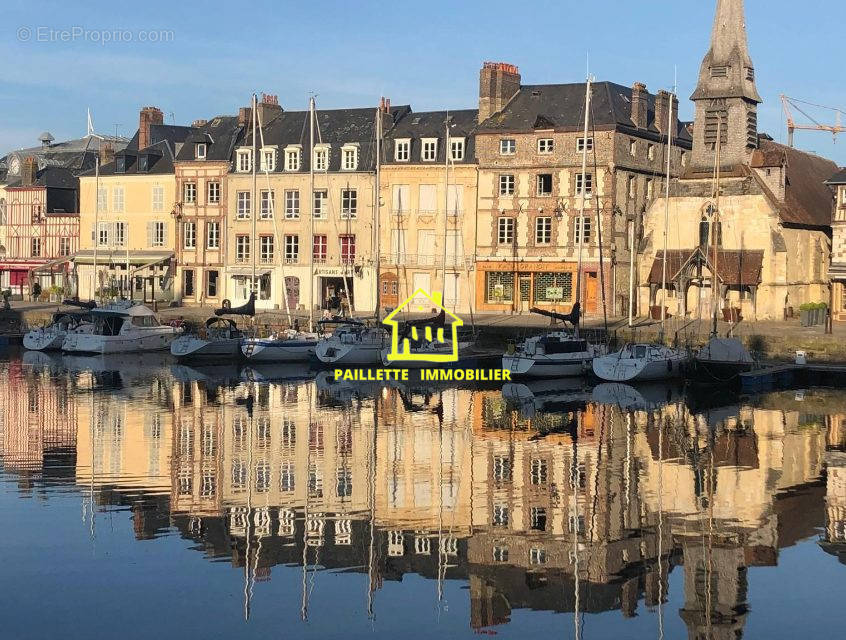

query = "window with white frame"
[392,184,410,213]
[312,234,327,263]
[97,222,109,247]
[184,221,196,249]
[183,182,197,204]
[313,189,327,218]
[113,186,124,212]
[530,458,548,484]
[195,143,207,160]
[284,146,301,171]
[284,234,299,263]
[206,221,220,249]
[207,181,220,204]
[529,547,548,565]
[151,185,163,212]
[97,187,108,212]
[394,138,410,161]
[260,147,276,172]
[313,145,329,171]
[59,237,70,256]
[259,235,274,263]
[114,222,126,247]
[152,221,166,247]
[499,174,515,196]
[341,189,357,218]
[498,217,514,244]
[574,215,592,244]
[535,217,552,244]
[577,136,594,152]
[538,138,553,154]
[235,235,250,262]
[493,504,509,527]
[260,189,274,219]
[537,173,552,196]
[341,145,358,170]
[421,138,438,162]
[285,190,299,219]
[450,138,465,161]
[575,172,592,196]
[630,139,637,156]
[500,139,516,155]
[236,148,252,173]
[31,237,40,257]
[237,191,251,218]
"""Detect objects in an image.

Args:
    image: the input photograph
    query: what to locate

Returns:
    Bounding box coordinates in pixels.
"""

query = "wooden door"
[585,272,598,313]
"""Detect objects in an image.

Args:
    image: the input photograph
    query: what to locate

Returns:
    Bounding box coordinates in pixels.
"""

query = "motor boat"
[62,302,181,354]
[502,305,606,378]
[23,311,94,351]
[315,320,387,366]
[241,329,319,362]
[592,343,688,383]
[171,317,244,361]
[688,336,755,386]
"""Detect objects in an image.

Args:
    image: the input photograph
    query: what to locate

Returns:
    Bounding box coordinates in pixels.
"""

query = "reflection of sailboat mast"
[572,410,581,640]
[657,410,665,640]
[367,390,378,619]
[301,383,312,621]
[244,386,254,622]
[88,374,96,541]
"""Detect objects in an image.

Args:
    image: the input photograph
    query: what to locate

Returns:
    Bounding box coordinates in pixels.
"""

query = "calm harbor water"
[2,350,845,639]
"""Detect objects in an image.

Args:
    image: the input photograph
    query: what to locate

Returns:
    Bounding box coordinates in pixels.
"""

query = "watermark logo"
[382,289,462,363]
[17,26,175,45]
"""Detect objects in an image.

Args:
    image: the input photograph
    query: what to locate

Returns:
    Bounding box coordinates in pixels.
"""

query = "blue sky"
[2,0,844,165]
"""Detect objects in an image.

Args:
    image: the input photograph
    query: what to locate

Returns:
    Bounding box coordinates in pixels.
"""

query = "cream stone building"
[75,107,192,302]
[639,0,837,321]
[827,169,846,320]
[380,109,478,314]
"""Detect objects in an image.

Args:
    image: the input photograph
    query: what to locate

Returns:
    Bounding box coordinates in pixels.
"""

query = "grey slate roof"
[92,124,195,176]
[826,168,846,185]
[175,115,243,163]
[231,105,410,172]
[385,109,478,164]
[477,82,693,145]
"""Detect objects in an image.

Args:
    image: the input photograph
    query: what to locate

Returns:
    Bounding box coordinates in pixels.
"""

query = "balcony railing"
[379,253,472,268]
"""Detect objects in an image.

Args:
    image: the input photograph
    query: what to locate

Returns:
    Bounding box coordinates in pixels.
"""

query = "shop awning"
[72,250,173,267]
[29,256,73,274]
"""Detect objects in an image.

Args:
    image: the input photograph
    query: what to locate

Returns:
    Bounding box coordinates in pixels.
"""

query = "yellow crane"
[781,94,845,147]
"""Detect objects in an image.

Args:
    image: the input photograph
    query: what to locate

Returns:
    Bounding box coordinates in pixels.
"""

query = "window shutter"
[162,224,168,246]
[147,222,154,247]
[91,223,95,243]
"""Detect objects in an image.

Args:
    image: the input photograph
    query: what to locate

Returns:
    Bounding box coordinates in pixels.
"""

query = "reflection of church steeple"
[690,0,762,171]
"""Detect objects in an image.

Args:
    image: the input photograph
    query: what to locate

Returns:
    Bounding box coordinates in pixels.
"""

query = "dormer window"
[260,147,277,172]
[745,67,755,81]
[342,144,359,171]
[450,138,465,161]
[284,145,301,171]
[115,156,126,173]
[421,138,438,162]
[710,65,728,78]
[138,155,149,172]
[313,145,329,171]
[236,148,253,173]
[195,143,207,160]
[395,139,410,162]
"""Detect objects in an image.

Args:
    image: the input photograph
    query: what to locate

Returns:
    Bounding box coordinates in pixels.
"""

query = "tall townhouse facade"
[474,62,690,317]
[827,169,846,320]
[223,95,399,314]
[76,107,194,301]
[173,115,242,306]
[380,109,478,313]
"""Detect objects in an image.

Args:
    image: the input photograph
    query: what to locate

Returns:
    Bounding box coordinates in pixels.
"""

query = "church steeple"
[690,0,762,171]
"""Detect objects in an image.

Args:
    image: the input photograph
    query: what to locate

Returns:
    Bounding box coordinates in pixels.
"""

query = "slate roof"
[91,124,195,176]
[384,109,478,164]
[175,115,243,163]
[232,105,411,172]
[751,138,838,228]
[648,248,764,286]
[825,168,846,185]
[477,82,692,144]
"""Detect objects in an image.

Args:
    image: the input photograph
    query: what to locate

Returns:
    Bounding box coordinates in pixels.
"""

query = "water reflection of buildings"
[6,361,846,635]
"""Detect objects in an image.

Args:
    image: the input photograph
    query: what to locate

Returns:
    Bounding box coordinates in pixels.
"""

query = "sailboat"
[23,300,95,351]
[503,77,606,378]
[170,294,252,360]
[593,84,687,383]
[315,100,387,367]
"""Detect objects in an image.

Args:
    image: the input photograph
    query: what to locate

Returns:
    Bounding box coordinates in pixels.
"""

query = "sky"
[1,0,844,165]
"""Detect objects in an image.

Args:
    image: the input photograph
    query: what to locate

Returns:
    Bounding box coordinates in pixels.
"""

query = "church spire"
[690,0,762,171]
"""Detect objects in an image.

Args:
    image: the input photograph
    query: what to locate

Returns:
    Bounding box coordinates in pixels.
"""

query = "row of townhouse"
[64,61,690,317]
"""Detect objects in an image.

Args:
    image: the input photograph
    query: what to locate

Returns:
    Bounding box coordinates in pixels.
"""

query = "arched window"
[699,216,709,249]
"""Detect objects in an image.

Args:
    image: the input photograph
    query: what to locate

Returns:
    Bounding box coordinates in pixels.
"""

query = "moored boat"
[592,343,688,383]
[689,336,755,386]
[24,311,94,351]
[241,330,319,362]
[62,303,181,354]
[315,321,387,367]
[171,317,244,360]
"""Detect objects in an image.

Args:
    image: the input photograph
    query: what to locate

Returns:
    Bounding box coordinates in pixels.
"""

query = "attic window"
[236,148,252,173]
[342,144,359,170]
[412,117,421,125]
[745,67,755,81]
[138,155,149,172]
[531,90,541,97]
[710,66,728,78]
[394,139,410,162]
[261,147,277,172]
[421,138,437,162]
[284,146,300,171]
[115,156,126,173]
[450,138,465,161]
[196,143,207,160]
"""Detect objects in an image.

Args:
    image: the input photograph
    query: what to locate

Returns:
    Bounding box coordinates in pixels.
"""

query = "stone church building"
[639,0,837,321]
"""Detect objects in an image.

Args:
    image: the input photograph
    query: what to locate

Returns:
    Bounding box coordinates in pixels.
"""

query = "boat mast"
[575,77,592,338]
[374,103,382,321]
[711,119,722,337]
[93,153,100,300]
[251,93,258,305]
[659,90,674,340]
[309,97,316,332]
[628,212,635,327]
[442,113,450,304]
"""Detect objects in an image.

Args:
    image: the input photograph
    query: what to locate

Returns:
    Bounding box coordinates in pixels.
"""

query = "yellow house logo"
[382,289,463,363]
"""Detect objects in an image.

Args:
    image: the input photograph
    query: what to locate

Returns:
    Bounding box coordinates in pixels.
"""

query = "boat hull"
[316,340,384,366]
[242,339,316,362]
[502,354,590,378]
[171,336,241,360]
[62,329,178,354]
[592,352,686,383]
[23,330,66,351]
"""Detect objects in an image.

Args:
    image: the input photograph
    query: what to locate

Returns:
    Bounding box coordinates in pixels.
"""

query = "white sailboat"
[503,77,605,378]
[170,315,245,360]
[61,302,181,353]
[593,84,687,383]
[24,310,94,351]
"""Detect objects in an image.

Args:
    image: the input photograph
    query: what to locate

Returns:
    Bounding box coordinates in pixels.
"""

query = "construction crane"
[781,95,845,147]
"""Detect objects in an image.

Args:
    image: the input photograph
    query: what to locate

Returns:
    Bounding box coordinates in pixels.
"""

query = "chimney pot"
[21,156,37,186]
[630,83,648,129]
[138,106,164,151]
[99,142,115,167]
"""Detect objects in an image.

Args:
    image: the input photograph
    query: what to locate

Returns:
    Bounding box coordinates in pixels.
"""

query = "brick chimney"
[191,119,208,128]
[379,96,391,114]
[256,93,282,125]
[630,83,648,129]
[238,106,252,127]
[654,90,679,136]
[99,142,115,166]
[139,106,164,151]
[479,61,521,123]
[21,156,37,186]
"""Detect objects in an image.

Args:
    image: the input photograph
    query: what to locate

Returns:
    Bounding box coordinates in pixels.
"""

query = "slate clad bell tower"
[690,0,762,171]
